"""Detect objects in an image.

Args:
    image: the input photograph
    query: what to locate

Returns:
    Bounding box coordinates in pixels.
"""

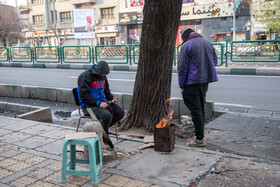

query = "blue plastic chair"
[61,136,103,185]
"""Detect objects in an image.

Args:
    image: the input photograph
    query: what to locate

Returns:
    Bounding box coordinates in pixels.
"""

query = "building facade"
[20,0,275,46]
[21,0,120,46]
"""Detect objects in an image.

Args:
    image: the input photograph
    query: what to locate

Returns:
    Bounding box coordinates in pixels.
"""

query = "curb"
[0,84,214,120]
[1,62,280,76]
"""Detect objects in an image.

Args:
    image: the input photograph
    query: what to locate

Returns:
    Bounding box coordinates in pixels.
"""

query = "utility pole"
[232,0,236,41]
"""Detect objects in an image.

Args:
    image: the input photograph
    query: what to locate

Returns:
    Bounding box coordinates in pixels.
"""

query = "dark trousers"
[182,83,208,140]
[90,103,125,135]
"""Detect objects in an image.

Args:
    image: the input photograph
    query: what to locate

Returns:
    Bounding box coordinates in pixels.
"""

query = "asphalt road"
[0,67,280,111]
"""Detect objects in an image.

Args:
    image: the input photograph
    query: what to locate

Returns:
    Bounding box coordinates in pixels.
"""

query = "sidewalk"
[0,113,279,187]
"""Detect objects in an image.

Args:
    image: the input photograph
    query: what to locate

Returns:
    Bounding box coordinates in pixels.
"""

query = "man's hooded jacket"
[77,61,114,108]
[178,28,218,88]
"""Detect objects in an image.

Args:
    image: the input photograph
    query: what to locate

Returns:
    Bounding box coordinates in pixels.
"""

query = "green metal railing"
[95,45,129,64]
[62,46,92,63]
[10,47,32,62]
[231,40,280,62]
[34,46,60,63]
[0,40,279,65]
[0,47,9,62]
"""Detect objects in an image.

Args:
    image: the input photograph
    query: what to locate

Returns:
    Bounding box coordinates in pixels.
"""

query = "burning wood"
[156,110,174,128]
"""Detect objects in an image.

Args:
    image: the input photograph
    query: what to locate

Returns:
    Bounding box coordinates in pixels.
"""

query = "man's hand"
[99,102,108,108]
[181,88,184,93]
[111,97,117,104]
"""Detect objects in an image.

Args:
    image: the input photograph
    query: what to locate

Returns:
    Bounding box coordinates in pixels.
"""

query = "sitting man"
[77,61,125,143]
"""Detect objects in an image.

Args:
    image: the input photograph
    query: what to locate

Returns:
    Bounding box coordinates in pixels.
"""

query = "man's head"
[180,27,196,42]
[92,61,110,75]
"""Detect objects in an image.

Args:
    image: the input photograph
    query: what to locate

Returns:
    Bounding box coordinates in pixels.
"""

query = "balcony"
[71,0,96,5]
[19,5,30,14]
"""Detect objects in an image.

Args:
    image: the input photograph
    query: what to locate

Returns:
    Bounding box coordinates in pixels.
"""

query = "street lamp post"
[233,0,236,41]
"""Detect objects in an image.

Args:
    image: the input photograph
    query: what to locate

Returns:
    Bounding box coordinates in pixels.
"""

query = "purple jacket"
[177,34,218,88]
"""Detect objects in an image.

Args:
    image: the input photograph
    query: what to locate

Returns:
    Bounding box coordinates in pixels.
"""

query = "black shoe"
[103,135,114,148]
[82,108,90,116]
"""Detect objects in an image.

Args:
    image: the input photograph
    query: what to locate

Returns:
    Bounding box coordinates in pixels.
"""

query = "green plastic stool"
[61,136,102,185]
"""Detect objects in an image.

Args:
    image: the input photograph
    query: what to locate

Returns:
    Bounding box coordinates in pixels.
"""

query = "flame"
[156,110,174,128]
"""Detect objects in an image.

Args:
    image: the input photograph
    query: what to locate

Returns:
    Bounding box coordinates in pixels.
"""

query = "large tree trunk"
[121,0,182,131]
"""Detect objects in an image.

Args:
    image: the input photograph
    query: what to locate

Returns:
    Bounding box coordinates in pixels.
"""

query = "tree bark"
[121,0,182,131]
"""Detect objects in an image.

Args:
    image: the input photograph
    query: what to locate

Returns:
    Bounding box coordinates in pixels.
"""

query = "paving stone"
[8,176,38,187]
[247,109,273,116]
[0,158,19,168]
[0,149,22,157]
[95,184,112,187]
[43,171,69,185]
[5,162,33,172]
[27,168,55,180]
[28,180,55,187]
[62,175,90,186]
[45,161,62,171]
[0,168,14,180]
[0,129,12,137]
[36,140,63,155]
[25,156,47,165]
[20,124,57,135]
[13,136,55,149]
[103,174,131,187]
[1,121,36,131]
[11,152,34,161]
[124,179,151,187]
[40,128,74,139]
[0,156,5,161]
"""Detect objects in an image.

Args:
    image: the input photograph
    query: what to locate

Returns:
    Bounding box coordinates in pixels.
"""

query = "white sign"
[73,9,95,39]
[181,2,234,20]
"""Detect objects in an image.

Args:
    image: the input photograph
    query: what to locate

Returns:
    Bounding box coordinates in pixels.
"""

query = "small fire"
[156,110,174,128]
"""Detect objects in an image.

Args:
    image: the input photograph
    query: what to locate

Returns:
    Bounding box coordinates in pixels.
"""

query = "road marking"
[69,77,135,82]
[215,102,253,108]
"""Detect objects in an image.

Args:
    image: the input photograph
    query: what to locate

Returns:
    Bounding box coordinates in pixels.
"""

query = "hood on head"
[92,61,110,75]
[180,27,196,42]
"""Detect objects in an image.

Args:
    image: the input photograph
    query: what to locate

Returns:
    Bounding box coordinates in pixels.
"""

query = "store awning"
[254,23,266,32]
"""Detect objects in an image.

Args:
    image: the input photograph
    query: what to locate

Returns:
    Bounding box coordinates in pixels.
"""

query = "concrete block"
[216,67,230,74]
[56,88,67,102]
[47,88,57,101]
[70,64,84,70]
[21,86,30,98]
[6,85,22,98]
[29,87,39,99]
[170,98,180,119]
[0,102,7,110]
[113,65,129,71]
[0,84,6,97]
[112,92,123,107]
[38,87,48,100]
[17,104,31,113]
[30,106,42,111]
[6,103,18,112]
[205,101,214,120]
[21,63,33,68]
[65,89,75,104]
[44,63,57,69]
[1,62,11,67]
[122,94,133,110]
[179,99,191,117]
[129,65,137,72]
[18,107,53,123]
[256,68,280,76]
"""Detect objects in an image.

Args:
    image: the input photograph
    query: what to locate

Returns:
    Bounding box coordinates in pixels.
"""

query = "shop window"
[32,15,44,25]
[60,11,72,23]
[100,37,116,45]
[31,0,42,4]
[101,8,114,19]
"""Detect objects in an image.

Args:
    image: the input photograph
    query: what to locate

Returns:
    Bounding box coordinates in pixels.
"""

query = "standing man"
[178,28,218,147]
[77,61,125,139]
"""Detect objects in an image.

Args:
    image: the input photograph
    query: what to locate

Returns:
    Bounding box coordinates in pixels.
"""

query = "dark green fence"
[0,47,9,62]
[0,40,279,65]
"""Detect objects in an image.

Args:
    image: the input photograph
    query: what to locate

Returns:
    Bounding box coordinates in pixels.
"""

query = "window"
[31,0,42,4]
[101,8,114,19]
[221,17,227,21]
[182,0,194,3]
[60,11,72,23]
[32,15,44,25]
